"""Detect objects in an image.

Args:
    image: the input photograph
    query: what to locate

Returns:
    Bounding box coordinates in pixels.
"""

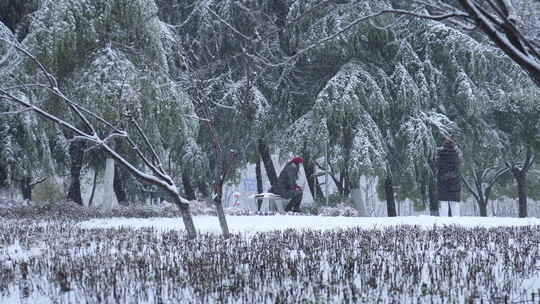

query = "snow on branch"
[0,89,94,140]
[381,9,470,22]
[400,111,457,172]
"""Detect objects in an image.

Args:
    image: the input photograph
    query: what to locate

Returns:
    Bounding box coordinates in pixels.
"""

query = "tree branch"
[461,174,480,202]
[129,116,166,173]
[379,1,540,87]
[29,177,47,188]
[2,40,101,136]
[206,7,253,43]
[0,89,95,139]
[0,108,32,115]
[381,9,470,22]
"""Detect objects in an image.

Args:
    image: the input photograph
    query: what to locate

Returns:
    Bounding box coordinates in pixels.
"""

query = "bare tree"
[195,102,232,239]
[382,0,540,87]
[506,146,536,218]
[462,166,509,216]
[0,41,199,238]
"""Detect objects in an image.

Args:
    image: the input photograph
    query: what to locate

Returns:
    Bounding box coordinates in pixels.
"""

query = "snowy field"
[79,214,540,233]
[2,214,540,303]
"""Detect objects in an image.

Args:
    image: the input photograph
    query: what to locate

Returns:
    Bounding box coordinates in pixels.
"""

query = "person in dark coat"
[437,139,461,216]
[270,157,304,212]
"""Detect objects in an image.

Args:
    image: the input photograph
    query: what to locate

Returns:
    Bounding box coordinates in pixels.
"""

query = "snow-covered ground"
[3,214,540,304]
[79,214,540,234]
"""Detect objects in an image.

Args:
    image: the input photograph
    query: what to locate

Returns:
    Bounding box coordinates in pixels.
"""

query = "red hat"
[291,157,304,164]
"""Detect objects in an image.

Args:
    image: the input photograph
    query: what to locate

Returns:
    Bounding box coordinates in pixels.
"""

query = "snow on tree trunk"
[101,158,117,210]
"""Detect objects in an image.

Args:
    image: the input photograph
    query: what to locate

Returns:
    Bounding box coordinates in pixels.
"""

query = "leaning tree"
[0,37,200,238]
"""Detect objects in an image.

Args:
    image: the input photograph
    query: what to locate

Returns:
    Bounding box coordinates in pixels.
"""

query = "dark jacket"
[437,141,461,201]
[270,161,300,197]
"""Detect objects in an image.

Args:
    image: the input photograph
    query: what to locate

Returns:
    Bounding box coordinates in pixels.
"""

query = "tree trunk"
[513,171,528,218]
[478,197,488,217]
[476,182,488,217]
[463,167,510,218]
[173,196,197,239]
[428,178,439,216]
[384,175,397,217]
[344,176,353,198]
[304,156,324,202]
[272,0,294,56]
[0,163,7,188]
[20,176,31,201]
[113,143,128,205]
[258,139,278,188]
[67,140,85,205]
[181,172,196,201]
[342,126,353,197]
[101,158,116,210]
[113,163,128,205]
[214,195,230,238]
[333,174,344,196]
[88,168,98,207]
[256,156,263,211]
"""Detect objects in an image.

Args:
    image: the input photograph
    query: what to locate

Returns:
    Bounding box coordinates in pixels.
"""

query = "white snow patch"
[78,215,540,235]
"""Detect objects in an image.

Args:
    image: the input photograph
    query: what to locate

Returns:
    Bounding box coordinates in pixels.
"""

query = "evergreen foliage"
[0,0,538,217]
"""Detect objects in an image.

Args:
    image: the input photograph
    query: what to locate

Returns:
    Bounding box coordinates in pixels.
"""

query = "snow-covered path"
[79,215,540,234]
